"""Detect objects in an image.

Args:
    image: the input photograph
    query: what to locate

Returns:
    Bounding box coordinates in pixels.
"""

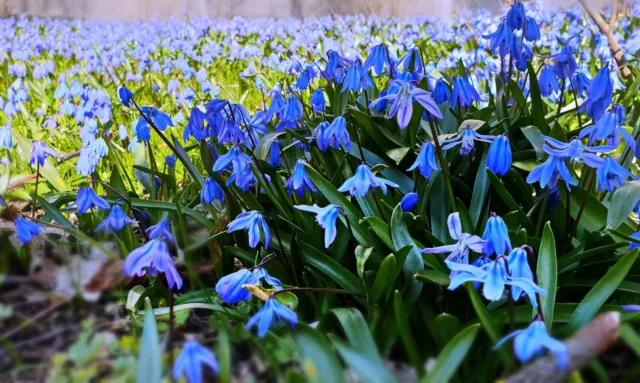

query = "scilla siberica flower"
[446,258,546,305]
[526,150,577,190]
[338,164,399,198]
[580,66,613,121]
[15,218,42,245]
[213,146,252,175]
[136,106,174,141]
[408,141,440,179]
[0,125,12,149]
[295,204,341,248]
[538,65,560,98]
[30,140,59,167]
[542,135,613,165]
[483,21,513,58]
[117,85,134,107]
[216,269,258,303]
[368,80,442,129]
[173,338,218,383]
[571,69,591,99]
[227,211,271,249]
[482,214,512,256]
[363,44,392,76]
[246,296,298,338]
[495,320,567,370]
[341,60,374,93]
[507,247,534,300]
[285,159,317,197]
[523,16,540,42]
[268,140,281,168]
[442,127,495,156]
[166,154,177,169]
[595,156,637,193]
[97,204,137,233]
[146,218,175,244]
[123,239,182,290]
[450,76,481,109]
[310,88,326,114]
[201,177,224,204]
[400,192,419,212]
[552,46,577,79]
[432,79,451,104]
[396,47,424,79]
[487,135,512,176]
[578,111,635,150]
[72,187,110,214]
[506,1,526,30]
[423,213,486,267]
[317,116,351,152]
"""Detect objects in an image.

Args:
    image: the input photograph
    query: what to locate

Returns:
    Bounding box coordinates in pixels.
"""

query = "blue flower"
[506,2,526,30]
[483,21,513,58]
[400,192,419,212]
[526,153,577,190]
[396,47,424,78]
[571,70,590,99]
[318,116,351,152]
[342,60,374,93]
[482,214,512,256]
[578,111,634,150]
[0,125,12,149]
[246,297,298,338]
[408,141,440,179]
[251,268,283,289]
[613,104,626,124]
[295,204,341,248]
[137,106,174,141]
[117,85,134,107]
[15,218,42,245]
[423,213,487,267]
[432,79,450,104]
[446,258,545,305]
[495,320,567,370]
[295,65,316,91]
[580,66,613,121]
[323,50,350,82]
[268,140,281,168]
[213,146,252,175]
[216,269,258,304]
[539,65,560,97]
[595,156,637,193]
[623,304,640,311]
[451,76,481,109]
[507,247,534,300]
[123,239,182,290]
[629,232,640,250]
[310,88,326,114]
[442,127,495,155]
[97,204,137,233]
[183,106,208,141]
[368,80,442,129]
[228,211,271,249]
[552,46,577,79]
[523,16,541,42]
[363,44,392,76]
[487,135,512,176]
[281,95,302,124]
[30,140,59,167]
[285,159,317,197]
[201,177,224,205]
[173,339,218,383]
[165,154,177,169]
[72,187,110,214]
[146,219,175,244]
[338,164,399,198]
[542,136,613,165]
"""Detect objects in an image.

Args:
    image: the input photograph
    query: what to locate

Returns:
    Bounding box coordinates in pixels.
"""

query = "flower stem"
[273,287,365,298]
[31,162,40,218]
[168,289,175,374]
[426,113,456,211]
[555,78,566,120]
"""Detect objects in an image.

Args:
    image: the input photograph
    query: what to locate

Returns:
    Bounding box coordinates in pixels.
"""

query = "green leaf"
[293,324,347,383]
[521,126,545,160]
[537,223,557,331]
[15,135,69,192]
[465,283,510,364]
[137,298,162,383]
[37,196,73,229]
[255,131,286,161]
[414,269,450,286]
[370,254,397,301]
[171,135,204,187]
[608,180,640,229]
[104,197,214,230]
[364,216,394,251]
[216,329,232,383]
[355,246,373,278]
[528,62,549,135]
[301,242,365,296]
[620,323,640,357]
[469,149,490,227]
[433,314,462,347]
[330,335,397,383]
[567,250,638,332]
[430,172,449,242]
[394,291,425,377]
[318,308,379,360]
[391,205,424,306]
[422,324,480,383]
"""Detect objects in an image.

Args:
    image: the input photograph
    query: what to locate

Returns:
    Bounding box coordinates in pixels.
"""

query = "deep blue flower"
[215,269,258,304]
[72,187,110,214]
[136,106,173,142]
[396,47,424,78]
[595,156,637,193]
[0,125,12,149]
[527,153,577,190]
[338,164,398,197]
[451,76,481,109]
[539,65,560,97]
[123,239,182,290]
[281,95,302,125]
[251,268,283,289]
[506,2,526,30]
[183,106,208,142]
[442,127,495,155]
[201,177,224,204]
[408,141,440,179]
[30,140,59,167]
[285,159,317,197]
[400,192,419,212]
[578,111,635,149]
[613,104,626,124]
[166,154,177,169]
[268,140,281,168]
[482,214,512,256]
[146,218,175,244]
[323,50,350,82]
[507,247,534,300]
[310,88,326,114]
[97,204,137,233]
[552,46,577,79]
[295,65,316,91]
[246,297,298,338]
[213,146,252,175]
[117,85,134,107]
[623,304,640,311]
[523,16,541,42]
[570,70,590,98]
[228,211,271,249]
[363,44,391,76]
[15,218,42,245]
[580,66,613,121]
[495,320,567,370]
[173,338,219,383]
[483,21,513,58]
[629,232,640,250]
[295,204,341,248]
[423,213,487,267]
[318,116,351,152]
[446,258,545,305]
[487,135,512,176]
[542,136,612,165]
[433,79,451,104]
[342,60,374,93]
[368,80,442,129]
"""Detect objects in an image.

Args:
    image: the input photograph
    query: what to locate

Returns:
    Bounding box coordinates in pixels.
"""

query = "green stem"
[426,114,456,211]
[31,162,40,218]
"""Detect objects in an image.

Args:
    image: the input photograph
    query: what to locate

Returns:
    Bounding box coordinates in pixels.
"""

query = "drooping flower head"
[123,239,183,290]
[487,135,512,176]
[173,338,219,383]
[580,66,613,121]
[201,177,225,205]
[451,75,482,109]
[246,296,298,338]
[310,88,326,114]
[423,213,487,268]
[342,60,374,93]
[216,269,259,304]
[595,156,637,193]
[15,218,42,245]
[227,211,271,249]
[317,116,351,152]
[506,2,526,30]
[146,218,175,244]
[30,140,59,167]
[400,192,419,212]
[482,214,512,256]
[408,141,440,179]
[368,80,442,129]
[117,85,134,107]
[538,65,559,98]
[96,204,137,233]
[285,159,317,197]
[483,21,513,58]
[495,320,567,370]
[363,44,392,76]
[72,187,110,214]
[338,164,399,198]
[295,204,341,248]
[507,247,535,300]
[526,151,577,190]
